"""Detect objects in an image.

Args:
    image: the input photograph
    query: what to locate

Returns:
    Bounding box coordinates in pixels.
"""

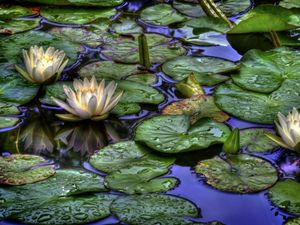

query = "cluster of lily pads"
[0,0,300,225]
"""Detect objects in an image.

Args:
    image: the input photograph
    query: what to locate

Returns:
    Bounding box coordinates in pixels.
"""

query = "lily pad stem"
[138,34,151,69]
[223,128,240,155]
[270,31,281,48]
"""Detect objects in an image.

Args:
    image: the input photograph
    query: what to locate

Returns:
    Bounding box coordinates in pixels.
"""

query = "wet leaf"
[12,194,117,225]
[162,95,229,123]
[0,5,37,20]
[268,179,300,215]
[40,7,116,25]
[195,154,278,193]
[111,18,142,34]
[0,169,107,219]
[102,33,186,64]
[232,48,300,93]
[286,217,300,225]
[111,194,199,225]
[140,4,186,26]
[135,115,231,153]
[17,0,123,7]
[280,0,300,9]
[0,18,40,35]
[0,116,19,128]
[89,141,176,194]
[162,56,238,85]
[229,5,300,33]
[0,154,55,186]
[240,128,278,152]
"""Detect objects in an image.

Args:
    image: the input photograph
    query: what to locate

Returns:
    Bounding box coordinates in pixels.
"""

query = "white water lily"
[15,46,68,84]
[267,108,300,152]
[53,76,123,122]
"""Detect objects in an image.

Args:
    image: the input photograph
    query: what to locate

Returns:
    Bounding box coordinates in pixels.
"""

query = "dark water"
[1,0,300,225]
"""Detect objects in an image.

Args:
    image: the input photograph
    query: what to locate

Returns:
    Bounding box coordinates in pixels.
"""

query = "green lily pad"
[0,5,37,20]
[286,217,300,225]
[268,179,300,215]
[111,194,199,225]
[126,73,157,85]
[41,7,116,25]
[135,115,231,153]
[49,25,114,47]
[12,194,116,225]
[232,48,300,93]
[140,4,186,26]
[0,154,55,186]
[195,154,278,193]
[79,61,141,80]
[0,18,40,35]
[162,56,238,85]
[215,79,300,124]
[173,0,251,17]
[0,116,19,128]
[0,31,80,65]
[0,169,107,219]
[89,141,176,194]
[162,95,229,123]
[229,5,300,34]
[102,33,186,64]
[111,18,142,34]
[17,0,123,7]
[280,0,300,8]
[240,128,278,152]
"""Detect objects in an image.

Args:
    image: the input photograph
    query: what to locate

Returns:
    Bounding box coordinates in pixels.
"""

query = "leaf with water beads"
[268,179,300,215]
[111,194,199,225]
[195,154,278,193]
[135,115,231,154]
[0,154,55,186]
[89,141,177,194]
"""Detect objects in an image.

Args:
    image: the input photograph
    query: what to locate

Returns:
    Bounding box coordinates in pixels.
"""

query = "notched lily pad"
[89,141,176,194]
[0,5,37,20]
[135,115,231,153]
[0,18,40,35]
[41,7,116,24]
[240,128,278,152]
[268,179,300,215]
[162,56,238,85]
[0,116,20,128]
[0,154,55,186]
[162,95,229,123]
[140,4,186,26]
[111,194,199,225]
[195,154,278,193]
[18,0,123,7]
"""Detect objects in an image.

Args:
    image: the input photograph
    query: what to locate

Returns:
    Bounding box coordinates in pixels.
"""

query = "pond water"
[0,0,300,225]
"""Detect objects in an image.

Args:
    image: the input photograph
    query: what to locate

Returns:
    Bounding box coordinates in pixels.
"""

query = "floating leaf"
[111,194,199,225]
[0,5,36,20]
[140,4,186,26]
[0,116,19,129]
[102,33,186,64]
[0,154,55,186]
[162,95,229,123]
[12,194,116,225]
[232,48,300,93]
[240,128,278,152]
[89,141,176,194]
[0,31,80,65]
[40,7,116,25]
[0,169,107,219]
[111,18,142,34]
[0,18,40,35]
[286,217,300,225]
[229,5,300,34]
[268,179,300,215]
[17,0,123,7]
[215,80,300,124]
[135,115,231,153]
[280,0,300,9]
[195,154,278,193]
[162,56,238,85]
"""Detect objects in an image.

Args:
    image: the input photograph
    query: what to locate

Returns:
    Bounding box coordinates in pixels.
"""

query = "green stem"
[138,34,151,69]
[223,128,240,155]
[270,31,281,48]
[198,0,233,28]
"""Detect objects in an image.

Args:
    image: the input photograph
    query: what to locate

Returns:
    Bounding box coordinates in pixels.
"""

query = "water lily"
[267,108,300,152]
[15,46,69,84]
[53,76,123,122]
